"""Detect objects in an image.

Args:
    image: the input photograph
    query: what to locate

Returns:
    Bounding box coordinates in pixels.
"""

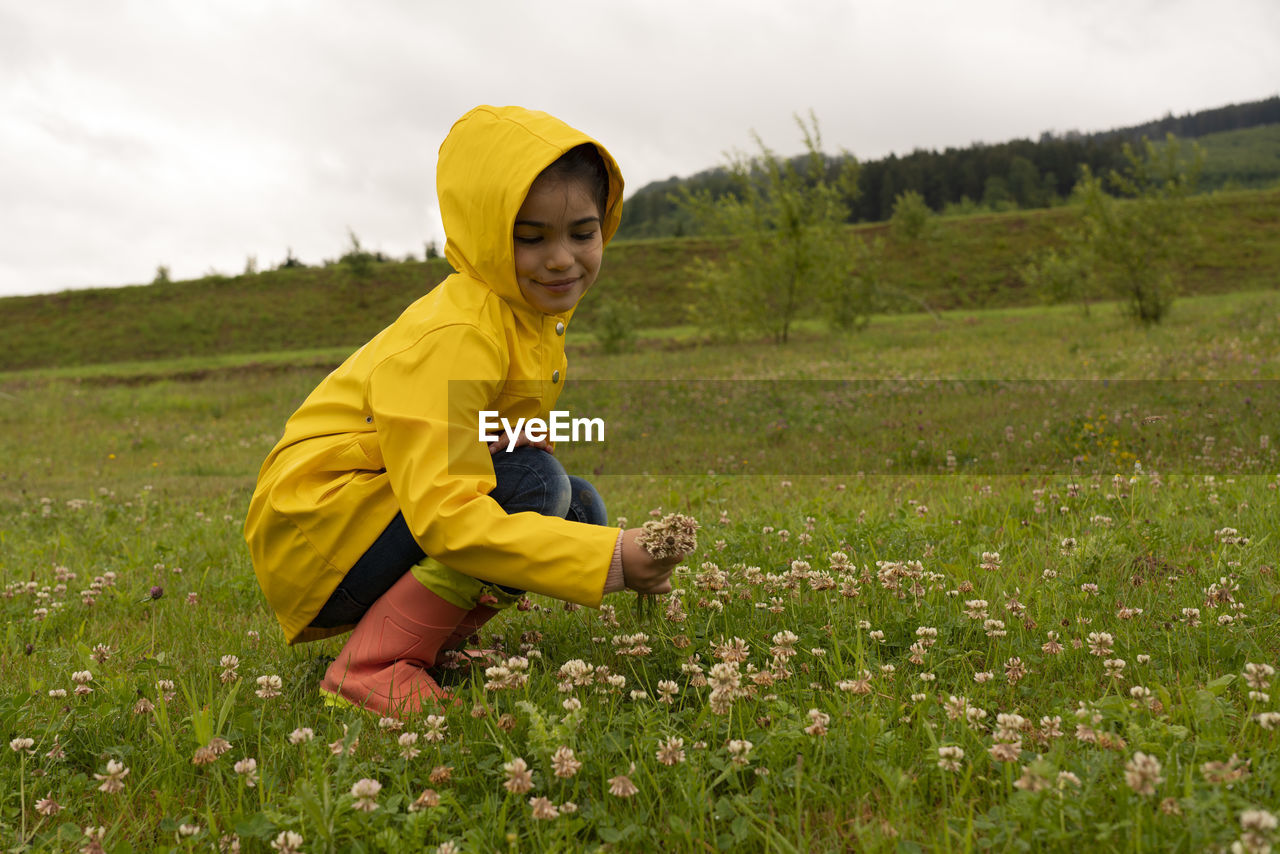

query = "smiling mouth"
[537,278,578,291]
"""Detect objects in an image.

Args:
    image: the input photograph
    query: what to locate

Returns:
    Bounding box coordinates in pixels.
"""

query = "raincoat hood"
[437,105,624,316]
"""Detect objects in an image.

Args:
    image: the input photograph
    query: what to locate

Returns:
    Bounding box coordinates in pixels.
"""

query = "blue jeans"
[310,446,607,628]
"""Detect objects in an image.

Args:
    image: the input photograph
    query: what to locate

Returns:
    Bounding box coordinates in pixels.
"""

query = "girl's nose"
[545,239,573,269]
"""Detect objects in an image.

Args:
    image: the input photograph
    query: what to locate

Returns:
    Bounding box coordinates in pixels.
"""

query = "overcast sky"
[2,0,1276,298]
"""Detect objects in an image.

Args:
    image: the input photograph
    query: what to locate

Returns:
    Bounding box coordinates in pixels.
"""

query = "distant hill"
[2,188,1277,373]
[616,96,1280,239]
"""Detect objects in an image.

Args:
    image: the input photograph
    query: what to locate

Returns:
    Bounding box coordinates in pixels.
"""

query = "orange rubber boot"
[319,571,468,717]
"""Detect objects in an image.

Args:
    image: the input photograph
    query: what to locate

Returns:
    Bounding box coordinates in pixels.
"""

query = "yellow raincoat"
[244,106,625,644]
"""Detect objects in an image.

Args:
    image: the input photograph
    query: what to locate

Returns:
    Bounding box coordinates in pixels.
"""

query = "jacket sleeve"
[367,323,618,607]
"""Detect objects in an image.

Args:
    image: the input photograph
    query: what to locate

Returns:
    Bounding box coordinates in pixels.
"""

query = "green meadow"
[2,285,1278,851]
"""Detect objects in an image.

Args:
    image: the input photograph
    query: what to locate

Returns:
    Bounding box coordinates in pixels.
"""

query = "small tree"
[675,112,861,343]
[888,189,935,244]
[1030,134,1203,324]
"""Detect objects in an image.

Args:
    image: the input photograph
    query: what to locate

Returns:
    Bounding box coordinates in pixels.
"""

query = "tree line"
[617,95,1277,239]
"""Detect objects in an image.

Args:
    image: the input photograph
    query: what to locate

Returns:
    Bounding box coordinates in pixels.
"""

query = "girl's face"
[512,174,603,315]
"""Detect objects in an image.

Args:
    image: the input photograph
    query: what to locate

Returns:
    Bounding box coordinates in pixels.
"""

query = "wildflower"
[234,757,258,787]
[974,671,994,683]
[1256,711,1280,730]
[936,745,964,771]
[35,795,61,815]
[288,727,314,745]
[1124,751,1163,796]
[148,585,164,600]
[398,732,421,760]
[429,765,453,785]
[49,688,68,699]
[409,788,440,811]
[420,714,448,743]
[192,746,218,765]
[271,831,305,854]
[503,757,534,794]
[329,726,358,756]
[529,796,560,820]
[91,643,113,663]
[727,739,753,766]
[179,824,201,837]
[156,679,176,702]
[1201,754,1250,784]
[1004,657,1027,684]
[805,708,830,736]
[657,680,679,703]
[838,671,872,694]
[94,758,129,793]
[1236,809,1278,854]
[255,674,282,699]
[964,599,989,620]
[1057,771,1082,789]
[1244,663,1276,691]
[80,826,107,854]
[551,746,582,778]
[712,636,750,663]
[1014,764,1051,792]
[994,713,1027,742]
[608,764,639,797]
[1034,717,1064,742]
[1104,658,1126,679]
[9,737,34,753]
[988,742,1021,763]
[561,801,578,814]
[656,736,686,766]
[1086,632,1114,656]
[350,777,382,812]
[208,737,232,756]
[635,513,699,559]
[1042,631,1063,655]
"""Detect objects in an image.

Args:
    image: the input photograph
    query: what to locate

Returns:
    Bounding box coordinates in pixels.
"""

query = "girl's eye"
[514,235,542,245]
[573,231,597,242]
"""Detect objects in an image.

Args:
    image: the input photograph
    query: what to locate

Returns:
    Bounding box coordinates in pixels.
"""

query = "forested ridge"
[617,95,1280,239]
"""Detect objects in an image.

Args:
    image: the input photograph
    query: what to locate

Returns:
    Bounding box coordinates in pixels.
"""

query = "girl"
[244,105,679,717]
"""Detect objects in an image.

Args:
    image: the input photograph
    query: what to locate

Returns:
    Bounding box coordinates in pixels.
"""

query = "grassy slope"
[1192,123,1280,190]
[1,188,1277,372]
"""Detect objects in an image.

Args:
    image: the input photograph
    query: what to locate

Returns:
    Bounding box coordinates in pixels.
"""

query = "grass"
[2,292,1279,852]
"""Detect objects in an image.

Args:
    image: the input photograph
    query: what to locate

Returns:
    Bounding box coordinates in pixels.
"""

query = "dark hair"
[539,143,610,219]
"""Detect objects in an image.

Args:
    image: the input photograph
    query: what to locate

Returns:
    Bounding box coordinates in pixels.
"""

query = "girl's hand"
[619,528,680,594]
[487,432,553,455]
